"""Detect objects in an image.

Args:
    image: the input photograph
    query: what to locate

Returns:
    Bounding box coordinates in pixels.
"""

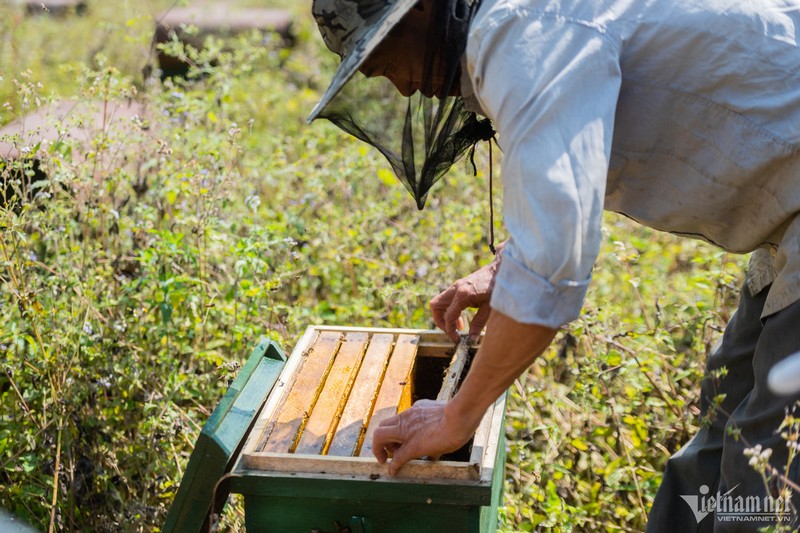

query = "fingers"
[369,401,470,476]
[430,285,461,342]
[371,416,403,464]
[442,296,465,342]
[431,282,471,342]
[372,418,418,475]
[370,403,437,475]
[430,285,456,334]
[469,304,492,341]
[430,265,497,343]
[387,441,416,475]
[373,441,400,465]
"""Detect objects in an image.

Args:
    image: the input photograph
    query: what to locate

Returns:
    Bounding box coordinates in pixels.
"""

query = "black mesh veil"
[316,0,494,209]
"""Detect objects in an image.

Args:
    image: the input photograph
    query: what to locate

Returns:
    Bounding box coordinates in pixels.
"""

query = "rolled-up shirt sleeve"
[466,9,622,328]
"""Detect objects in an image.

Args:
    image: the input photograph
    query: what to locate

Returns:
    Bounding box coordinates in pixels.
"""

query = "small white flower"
[245,195,261,212]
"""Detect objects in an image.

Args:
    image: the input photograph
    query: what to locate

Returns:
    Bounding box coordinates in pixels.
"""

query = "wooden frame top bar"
[241,325,499,483]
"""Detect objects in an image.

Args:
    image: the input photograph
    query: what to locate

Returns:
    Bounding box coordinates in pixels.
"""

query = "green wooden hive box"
[166,326,507,533]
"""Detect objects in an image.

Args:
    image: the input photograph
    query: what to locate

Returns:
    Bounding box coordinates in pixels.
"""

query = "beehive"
[153,6,294,77]
[230,326,506,533]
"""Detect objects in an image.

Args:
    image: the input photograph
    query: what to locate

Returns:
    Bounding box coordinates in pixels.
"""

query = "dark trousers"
[647,283,800,532]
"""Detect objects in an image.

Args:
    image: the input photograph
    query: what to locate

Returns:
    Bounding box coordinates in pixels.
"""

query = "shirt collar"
[460,54,487,116]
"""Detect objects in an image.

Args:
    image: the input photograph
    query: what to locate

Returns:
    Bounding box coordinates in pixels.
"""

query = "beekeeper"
[308,0,800,530]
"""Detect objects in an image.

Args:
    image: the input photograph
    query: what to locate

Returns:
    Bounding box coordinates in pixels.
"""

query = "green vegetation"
[0,1,749,531]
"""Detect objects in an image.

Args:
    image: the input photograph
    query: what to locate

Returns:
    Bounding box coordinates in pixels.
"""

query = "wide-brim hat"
[307,0,419,123]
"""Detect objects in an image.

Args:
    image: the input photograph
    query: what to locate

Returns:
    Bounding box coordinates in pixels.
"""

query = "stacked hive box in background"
[0,100,150,208]
[154,5,294,77]
[21,0,87,16]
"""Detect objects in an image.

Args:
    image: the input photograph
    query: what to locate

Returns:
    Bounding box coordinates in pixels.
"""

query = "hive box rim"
[231,397,505,507]
[235,325,504,494]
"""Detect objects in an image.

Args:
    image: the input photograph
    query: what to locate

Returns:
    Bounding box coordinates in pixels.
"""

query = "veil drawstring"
[468,136,498,255]
[488,138,496,255]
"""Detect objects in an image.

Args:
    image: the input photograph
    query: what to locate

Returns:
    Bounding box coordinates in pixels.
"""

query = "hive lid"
[163,337,287,533]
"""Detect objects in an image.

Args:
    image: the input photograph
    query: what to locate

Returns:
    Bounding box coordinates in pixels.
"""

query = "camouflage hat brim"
[307,0,419,124]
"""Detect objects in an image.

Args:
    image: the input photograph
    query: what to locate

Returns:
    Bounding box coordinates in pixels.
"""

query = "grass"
[0,0,751,531]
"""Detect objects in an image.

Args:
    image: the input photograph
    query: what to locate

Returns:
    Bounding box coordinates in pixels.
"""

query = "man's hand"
[371,399,481,475]
[430,246,504,342]
[372,311,558,476]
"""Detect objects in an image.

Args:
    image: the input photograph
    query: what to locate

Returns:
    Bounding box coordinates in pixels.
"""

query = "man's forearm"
[445,309,558,427]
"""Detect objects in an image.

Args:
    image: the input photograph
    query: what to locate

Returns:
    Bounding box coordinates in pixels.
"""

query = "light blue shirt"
[464,0,800,327]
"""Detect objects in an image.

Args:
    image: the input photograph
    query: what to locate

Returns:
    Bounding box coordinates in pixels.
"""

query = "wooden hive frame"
[240,326,504,483]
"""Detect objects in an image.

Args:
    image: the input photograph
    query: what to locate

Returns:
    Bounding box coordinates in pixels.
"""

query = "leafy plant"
[0,1,748,532]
